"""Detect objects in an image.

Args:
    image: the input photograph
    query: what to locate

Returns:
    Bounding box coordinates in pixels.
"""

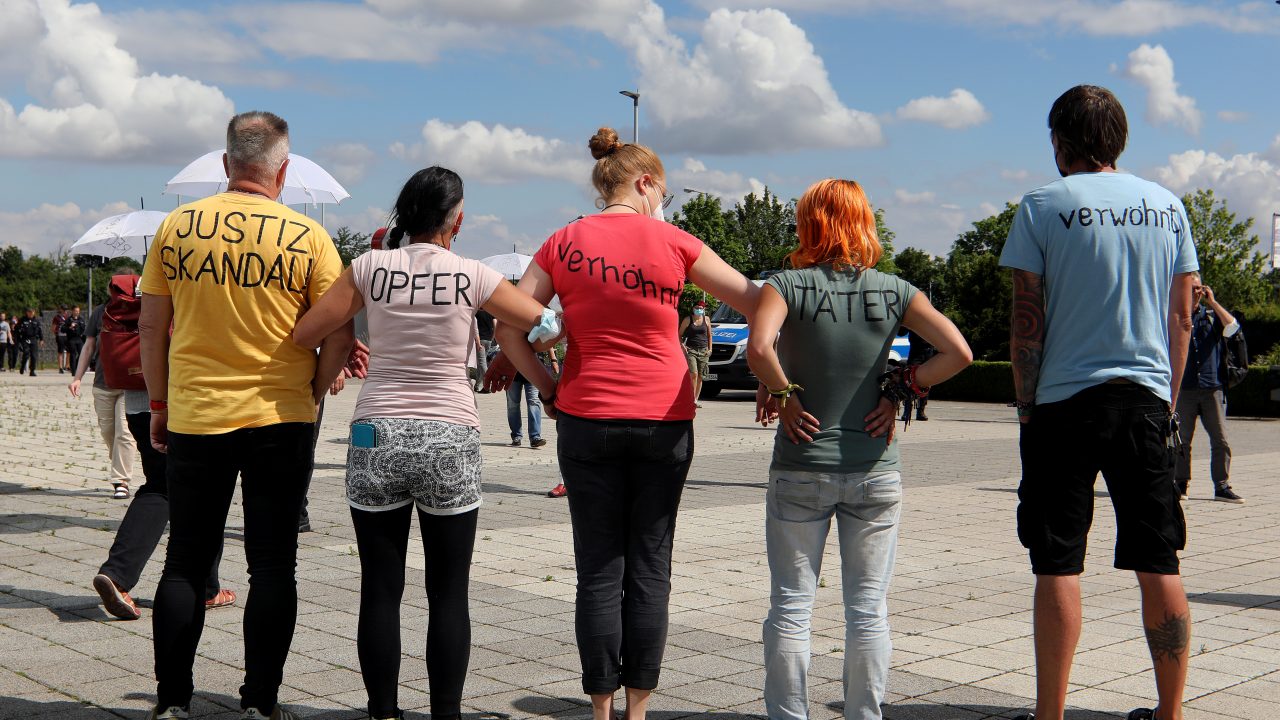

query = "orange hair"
[789,179,882,271]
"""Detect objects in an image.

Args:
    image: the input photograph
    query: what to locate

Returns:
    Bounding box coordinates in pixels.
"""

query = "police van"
[700,281,912,398]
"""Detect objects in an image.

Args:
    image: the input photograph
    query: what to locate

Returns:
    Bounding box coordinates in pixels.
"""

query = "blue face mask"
[693,308,705,317]
[527,308,562,344]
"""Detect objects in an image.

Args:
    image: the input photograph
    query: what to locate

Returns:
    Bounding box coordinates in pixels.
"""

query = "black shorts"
[1018,382,1185,575]
[56,336,68,353]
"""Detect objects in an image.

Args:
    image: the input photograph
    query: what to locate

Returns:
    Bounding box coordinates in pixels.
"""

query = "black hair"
[385,166,464,249]
[1047,85,1128,170]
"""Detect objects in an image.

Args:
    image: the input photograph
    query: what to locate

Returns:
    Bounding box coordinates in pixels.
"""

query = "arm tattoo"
[1145,611,1190,664]
[1010,270,1045,403]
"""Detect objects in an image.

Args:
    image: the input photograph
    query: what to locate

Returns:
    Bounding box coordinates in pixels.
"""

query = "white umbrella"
[163,150,351,206]
[71,210,167,259]
[480,252,533,280]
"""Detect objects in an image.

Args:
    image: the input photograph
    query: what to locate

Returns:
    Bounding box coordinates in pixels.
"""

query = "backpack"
[1222,327,1249,389]
[98,274,147,391]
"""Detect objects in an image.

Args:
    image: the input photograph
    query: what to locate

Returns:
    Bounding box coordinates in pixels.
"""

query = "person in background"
[678,300,713,407]
[53,306,68,373]
[749,178,972,720]
[506,348,556,448]
[5,312,18,370]
[69,302,135,498]
[1175,274,1245,503]
[294,166,555,720]
[0,312,11,372]
[64,305,87,381]
[474,309,495,392]
[71,289,235,619]
[900,330,937,422]
[486,126,758,720]
[15,308,43,376]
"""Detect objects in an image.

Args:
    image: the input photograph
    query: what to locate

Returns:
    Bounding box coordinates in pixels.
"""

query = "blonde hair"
[790,179,882,271]
[588,127,665,202]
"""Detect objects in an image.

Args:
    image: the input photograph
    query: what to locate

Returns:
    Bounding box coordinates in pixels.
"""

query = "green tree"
[724,188,796,279]
[893,247,946,304]
[953,202,1018,256]
[0,246,139,313]
[942,203,1019,361]
[332,226,370,267]
[874,208,898,274]
[673,193,743,271]
[1181,189,1271,309]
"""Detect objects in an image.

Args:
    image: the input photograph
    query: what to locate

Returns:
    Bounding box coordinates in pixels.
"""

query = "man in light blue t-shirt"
[999,85,1197,720]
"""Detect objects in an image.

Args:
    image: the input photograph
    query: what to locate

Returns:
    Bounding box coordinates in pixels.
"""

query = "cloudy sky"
[2,0,1279,261]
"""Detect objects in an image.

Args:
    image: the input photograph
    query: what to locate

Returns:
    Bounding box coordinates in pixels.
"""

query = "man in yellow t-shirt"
[138,111,353,720]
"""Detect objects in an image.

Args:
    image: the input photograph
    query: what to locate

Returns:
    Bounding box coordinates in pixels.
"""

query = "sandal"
[93,573,141,620]
[205,588,237,609]
[111,483,130,499]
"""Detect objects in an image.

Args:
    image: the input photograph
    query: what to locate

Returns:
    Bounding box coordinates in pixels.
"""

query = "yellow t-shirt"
[139,192,342,434]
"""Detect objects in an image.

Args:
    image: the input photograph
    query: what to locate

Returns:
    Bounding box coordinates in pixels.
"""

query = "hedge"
[928,361,1280,418]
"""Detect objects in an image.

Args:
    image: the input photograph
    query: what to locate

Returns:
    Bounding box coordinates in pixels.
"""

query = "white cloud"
[0,0,233,162]
[893,189,936,206]
[617,6,883,154]
[1155,136,1280,242]
[323,205,391,237]
[0,200,133,256]
[690,0,1280,36]
[459,213,543,257]
[671,158,765,201]
[315,143,378,186]
[1217,110,1250,123]
[390,120,590,185]
[1119,44,1201,135]
[366,0,647,33]
[895,89,990,130]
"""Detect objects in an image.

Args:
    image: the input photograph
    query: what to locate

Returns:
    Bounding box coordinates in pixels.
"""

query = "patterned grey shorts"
[346,418,482,515]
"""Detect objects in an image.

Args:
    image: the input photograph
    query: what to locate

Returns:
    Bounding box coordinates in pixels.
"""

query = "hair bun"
[588,127,622,160]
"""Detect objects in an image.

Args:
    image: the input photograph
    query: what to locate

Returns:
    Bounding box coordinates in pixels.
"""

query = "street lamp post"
[683,187,711,196]
[619,90,640,144]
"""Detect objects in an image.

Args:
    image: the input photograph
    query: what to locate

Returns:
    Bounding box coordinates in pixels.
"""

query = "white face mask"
[648,183,665,222]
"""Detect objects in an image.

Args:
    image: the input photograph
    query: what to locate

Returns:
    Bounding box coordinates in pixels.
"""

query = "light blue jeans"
[506,376,542,442]
[763,469,903,720]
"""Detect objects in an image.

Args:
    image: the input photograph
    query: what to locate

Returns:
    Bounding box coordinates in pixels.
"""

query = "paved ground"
[1,372,1277,719]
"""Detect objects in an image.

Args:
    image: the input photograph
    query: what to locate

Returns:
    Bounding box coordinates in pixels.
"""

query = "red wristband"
[149,400,168,412]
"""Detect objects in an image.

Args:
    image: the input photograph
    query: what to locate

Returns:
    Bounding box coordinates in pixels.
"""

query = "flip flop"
[111,484,130,499]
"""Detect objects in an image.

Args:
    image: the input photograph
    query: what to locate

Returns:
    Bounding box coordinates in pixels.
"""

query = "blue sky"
[2,0,1279,261]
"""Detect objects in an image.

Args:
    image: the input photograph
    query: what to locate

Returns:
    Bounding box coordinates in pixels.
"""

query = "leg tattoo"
[1144,611,1189,664]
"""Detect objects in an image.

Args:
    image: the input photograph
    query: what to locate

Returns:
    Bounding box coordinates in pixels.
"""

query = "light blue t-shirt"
[999,172,1198,405]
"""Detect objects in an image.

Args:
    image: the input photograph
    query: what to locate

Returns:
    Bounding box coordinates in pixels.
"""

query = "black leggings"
[351,505,478,720]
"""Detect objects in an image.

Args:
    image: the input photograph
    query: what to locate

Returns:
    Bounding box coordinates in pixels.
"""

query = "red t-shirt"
[534,214,703,421]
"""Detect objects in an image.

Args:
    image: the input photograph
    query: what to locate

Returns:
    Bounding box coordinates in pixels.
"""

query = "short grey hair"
[226,111,289,175]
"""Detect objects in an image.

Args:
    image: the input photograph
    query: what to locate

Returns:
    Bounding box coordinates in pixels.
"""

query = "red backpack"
[99,275,147,391]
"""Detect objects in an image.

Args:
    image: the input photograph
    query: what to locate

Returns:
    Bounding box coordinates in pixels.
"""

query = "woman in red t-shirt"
[491,127,757,720]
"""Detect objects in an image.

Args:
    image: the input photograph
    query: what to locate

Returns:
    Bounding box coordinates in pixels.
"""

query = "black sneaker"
[510,439,521,447]
[1214,485,1245,504]
[1011,714,1034,720]
[1126,709,1156,720]
[916,412,929,421]
[531,438,547,449]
